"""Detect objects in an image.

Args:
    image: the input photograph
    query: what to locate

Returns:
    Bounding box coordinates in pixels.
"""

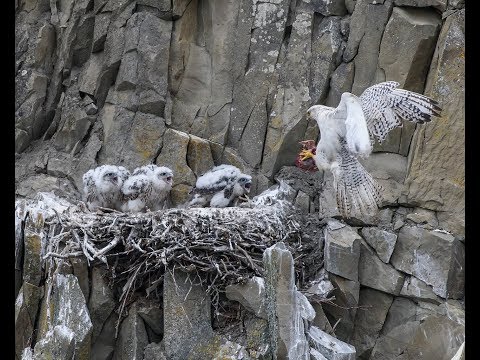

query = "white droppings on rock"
[297,291,316,322]
[20,347,34,360]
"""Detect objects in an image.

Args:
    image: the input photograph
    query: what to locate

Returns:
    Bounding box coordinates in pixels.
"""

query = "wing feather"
[337,93,372,156]
[359,81,442,143]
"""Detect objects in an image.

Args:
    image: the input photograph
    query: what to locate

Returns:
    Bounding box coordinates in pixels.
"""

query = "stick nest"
[40,200,303,312]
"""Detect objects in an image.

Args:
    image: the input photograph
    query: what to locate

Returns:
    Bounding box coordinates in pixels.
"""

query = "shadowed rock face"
[15,1,464,360]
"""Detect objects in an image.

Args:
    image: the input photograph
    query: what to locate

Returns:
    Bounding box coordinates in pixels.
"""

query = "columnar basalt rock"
[15,0,465,358]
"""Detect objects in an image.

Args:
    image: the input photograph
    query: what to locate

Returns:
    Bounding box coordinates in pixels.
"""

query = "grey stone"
[137,0,171,13]
[294,190,311,213]
[394,0,447,11]
[448,0,464,9]
[390,226,465,299]
[311,303,334,335]
[376,7,441,154]
[321,274,360,343]
[15,200,26,298]
[172,0,192,18]
[381,297,419,335]
[90,312,118,360]
[359,240,405,295]
[360,227,397,263]
[297,291,316,322]
[163,270,214,360]
[70,257,90,302]
[138,89,166,118]
[440,300,465,327]
[263,242,310,359]
[226,276,267,319]
[53,108,94,153]
[102,0,135,14]
[360,152,407,206]
[310,348,328,360]
[325,62,355,108]
[379,7,441,93]
[187,135,215,178]
[156,128,196,190]
[370,297,424,359]
[306,268,335,300]
[88,267,116,344]
[274,166,323,199]
[451,342,465,360]
[324,220,361,281]
[114,302,149,360]
[405,207,438,229]
[244,315,270,358]
[79,52,105,96]
[92,12,111,52]
[370,320,420,359]
[15,128,31,153]
[15,71,49,150]
[34,23,56,71]
[85,102,98,115]
[116,51,138,91]
[188,336,250,359]
[32,325,76,360]
[345,0,357,13]
[99,107,166,170]
[310,17,345,105]
[95,24,126,105]
[72,14,95,67]
[404,10,465,239]
[402,315,464,359]
[261,8,314,176]
[308,326,356,360]
[22,211,45,286]
[143,342,167,360]
[39,274,93,359]
[170,1,242,145]
[135,14,171,97]
[351,288,393,359]
[311,0,347,16]
[344,0,394,95]
[218,146,249,173]
[137,298,164,336]
[15,282,44,359]
[400,276,442,304]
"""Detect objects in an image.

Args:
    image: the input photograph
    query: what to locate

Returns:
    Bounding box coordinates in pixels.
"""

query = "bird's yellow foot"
[299,149,314,161]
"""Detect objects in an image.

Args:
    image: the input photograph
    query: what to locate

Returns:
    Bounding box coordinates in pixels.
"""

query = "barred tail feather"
[334,146,384,218]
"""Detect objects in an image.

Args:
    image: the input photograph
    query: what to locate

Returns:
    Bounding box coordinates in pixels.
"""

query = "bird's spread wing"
[332,139,383,218]
[335,93,372,156]
[359,81,442,143]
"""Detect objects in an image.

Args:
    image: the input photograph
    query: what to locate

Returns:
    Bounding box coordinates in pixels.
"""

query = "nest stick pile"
[42,203,302,313]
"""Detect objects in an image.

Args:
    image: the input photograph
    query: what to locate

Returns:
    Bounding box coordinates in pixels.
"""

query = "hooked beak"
[244,182,252,193]
[166,176,173,184]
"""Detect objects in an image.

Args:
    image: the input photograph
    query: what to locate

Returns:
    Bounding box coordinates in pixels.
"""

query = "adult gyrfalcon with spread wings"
[300,81,442,218]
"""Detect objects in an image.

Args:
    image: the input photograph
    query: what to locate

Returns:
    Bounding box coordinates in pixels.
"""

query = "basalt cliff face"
[15,0,464,359]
